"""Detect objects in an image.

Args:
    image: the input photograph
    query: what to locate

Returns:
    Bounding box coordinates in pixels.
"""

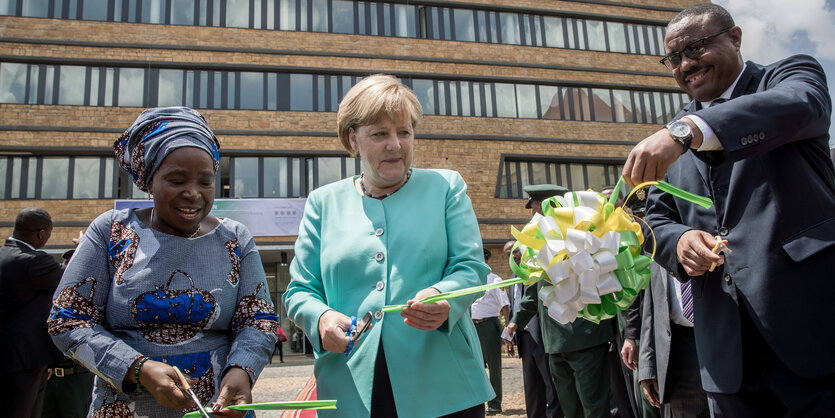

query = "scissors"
[345,311,374,357]
[173,366,212,418]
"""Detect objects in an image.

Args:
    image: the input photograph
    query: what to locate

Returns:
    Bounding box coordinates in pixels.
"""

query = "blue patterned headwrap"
[114,107,221,192]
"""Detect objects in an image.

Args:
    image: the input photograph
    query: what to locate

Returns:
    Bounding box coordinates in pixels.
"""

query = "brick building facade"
[0,0,699,317]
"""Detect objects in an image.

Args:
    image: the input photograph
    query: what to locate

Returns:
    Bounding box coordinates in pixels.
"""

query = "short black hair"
[13,207,52,234]
[483,247,492,261]
[669,3,735,30]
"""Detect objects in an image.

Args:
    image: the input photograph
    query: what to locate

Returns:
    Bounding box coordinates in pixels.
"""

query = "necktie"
[680,280,694,323]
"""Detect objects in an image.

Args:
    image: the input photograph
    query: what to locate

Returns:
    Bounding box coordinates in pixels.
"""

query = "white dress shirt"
[667,273,694,327]
[471,272,510,320]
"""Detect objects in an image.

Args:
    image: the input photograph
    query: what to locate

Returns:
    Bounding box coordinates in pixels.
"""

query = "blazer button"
[374,310,383,320]
[724,274,732,284]
[719,227,729,236]
[375,228,384,236]
[375,252,384,262]
[376,281,385,291]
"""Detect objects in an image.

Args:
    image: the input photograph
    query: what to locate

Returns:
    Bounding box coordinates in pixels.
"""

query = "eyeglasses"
[659,27,733,71]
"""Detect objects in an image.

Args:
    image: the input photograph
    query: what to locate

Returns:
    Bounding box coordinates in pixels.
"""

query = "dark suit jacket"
[637,263,677,402]
[645,55,835,393]
[0,239,65,374]
[512,280,613,354]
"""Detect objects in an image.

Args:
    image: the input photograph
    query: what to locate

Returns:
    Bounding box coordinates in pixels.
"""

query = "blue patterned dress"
[48,208,278,417]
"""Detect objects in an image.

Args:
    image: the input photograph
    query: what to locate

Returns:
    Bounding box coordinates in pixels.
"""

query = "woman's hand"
[318,310,353,353]
[402,288,450,331]
[129,359,193,411]
[212,367,252,417]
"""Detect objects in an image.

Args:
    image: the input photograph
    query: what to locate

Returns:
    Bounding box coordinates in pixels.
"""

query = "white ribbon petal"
[538,216,563,240]
[572,206,597,225]
[568,250,594,272]
[597,272,623,295]
[594,251,619,274]
[546,259,573,285]
[553,274,579,303]
[585,232,602,253]
[601,231,620,252]
[579,268,601,304]
[565,229,587,255]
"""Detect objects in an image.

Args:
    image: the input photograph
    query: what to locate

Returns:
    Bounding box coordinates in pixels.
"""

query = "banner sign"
[115,198,307,237]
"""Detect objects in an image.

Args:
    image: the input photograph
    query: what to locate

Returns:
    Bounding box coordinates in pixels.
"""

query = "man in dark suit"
[638,263,708,417]
[503,240,561,418]
[0,208,65,418]
[622,4,835,416]
[507,184,613,418]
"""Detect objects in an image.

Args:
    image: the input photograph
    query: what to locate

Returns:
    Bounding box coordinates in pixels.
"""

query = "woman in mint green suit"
[283,74,494,417]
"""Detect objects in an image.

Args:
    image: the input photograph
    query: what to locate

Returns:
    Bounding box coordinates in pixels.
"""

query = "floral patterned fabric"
[49,208,277,417]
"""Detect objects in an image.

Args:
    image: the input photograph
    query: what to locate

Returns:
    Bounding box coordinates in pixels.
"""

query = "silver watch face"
[669,121,691,137]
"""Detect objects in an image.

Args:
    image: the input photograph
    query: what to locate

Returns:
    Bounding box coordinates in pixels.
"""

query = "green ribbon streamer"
[382,277,527,312]
[182,401,338,417]
[656,180,713,209]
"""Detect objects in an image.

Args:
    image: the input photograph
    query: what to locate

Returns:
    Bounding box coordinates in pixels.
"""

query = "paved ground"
[253,353,528,417]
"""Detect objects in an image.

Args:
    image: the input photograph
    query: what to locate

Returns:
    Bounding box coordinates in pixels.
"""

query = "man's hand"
[621,338,638,371]
[622,128,686,187]
[72,230,84,246]
[502,322,518,356]
[317,310,352,353]
[640,379,662,408]
[677,230,725,276]
[402,288,450,331]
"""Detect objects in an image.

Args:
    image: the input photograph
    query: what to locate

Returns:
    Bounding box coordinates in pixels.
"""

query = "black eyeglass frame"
[659,27,734,70]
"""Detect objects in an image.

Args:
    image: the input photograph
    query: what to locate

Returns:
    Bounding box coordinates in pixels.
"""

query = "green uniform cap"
[523,184,569,208]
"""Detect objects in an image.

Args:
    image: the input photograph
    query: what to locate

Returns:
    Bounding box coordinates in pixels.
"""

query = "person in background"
[503,240,561,418]
[623,4,835,415]
[506,184,614,418]
[42,246,95,418]
[470,247,510,415]
[0,208,66,418]
[638,262,708,418]
[48,107,278,417]
[283,74,493,417]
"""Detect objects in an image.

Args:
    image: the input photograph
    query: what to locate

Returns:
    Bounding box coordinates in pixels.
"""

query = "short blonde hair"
[337,74,422,156]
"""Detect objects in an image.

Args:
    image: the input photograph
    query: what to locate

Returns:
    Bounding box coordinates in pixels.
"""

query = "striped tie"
[680,280,694,323]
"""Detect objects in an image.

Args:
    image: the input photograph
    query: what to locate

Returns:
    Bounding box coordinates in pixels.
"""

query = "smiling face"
[665,14,743,102]
[349,114,414,190]
[148,147,215,237]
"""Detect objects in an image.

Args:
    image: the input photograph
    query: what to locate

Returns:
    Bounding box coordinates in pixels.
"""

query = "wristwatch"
[665,120,693,154]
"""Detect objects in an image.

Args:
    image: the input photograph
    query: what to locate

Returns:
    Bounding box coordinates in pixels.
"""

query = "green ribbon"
[382,277,527,312]
[182,400,338,417]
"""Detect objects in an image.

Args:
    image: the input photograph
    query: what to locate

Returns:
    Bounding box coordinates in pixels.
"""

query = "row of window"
[1,0,668,56]
[0,154,361,200]
[1,153,623,200]
[497,157,625,199]
[0,62,690,124]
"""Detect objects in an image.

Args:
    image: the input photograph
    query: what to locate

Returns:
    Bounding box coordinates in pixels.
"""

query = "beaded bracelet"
[134,356,150,391]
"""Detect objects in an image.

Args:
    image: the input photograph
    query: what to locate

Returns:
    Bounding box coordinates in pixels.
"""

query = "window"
[453,9,475,42]
[0,62,26,103]
[497,156,625,198]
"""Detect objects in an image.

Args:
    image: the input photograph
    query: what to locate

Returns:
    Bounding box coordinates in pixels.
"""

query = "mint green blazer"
[284,168,493,417]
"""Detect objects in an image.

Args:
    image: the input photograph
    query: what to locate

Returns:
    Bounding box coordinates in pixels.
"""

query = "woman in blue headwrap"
[48,107,278,417]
